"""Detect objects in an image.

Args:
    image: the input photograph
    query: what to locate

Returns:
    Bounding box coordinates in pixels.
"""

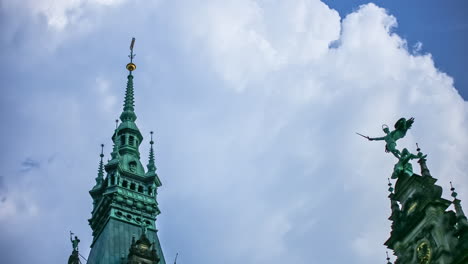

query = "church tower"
[87,38,166,264]
[384,149,468,263]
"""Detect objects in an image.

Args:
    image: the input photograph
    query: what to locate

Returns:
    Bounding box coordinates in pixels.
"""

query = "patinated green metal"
[361,117,414,159]
[391,148,426,179]
[365,118,468,264]
[70,232,80,251]
[87,38,165,264]
[68,232,81,264]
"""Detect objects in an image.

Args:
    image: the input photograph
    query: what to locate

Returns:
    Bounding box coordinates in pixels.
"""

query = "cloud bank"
[0,0,466,264]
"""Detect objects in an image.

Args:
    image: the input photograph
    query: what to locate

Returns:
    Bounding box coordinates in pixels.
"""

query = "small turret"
[124,225,160,264]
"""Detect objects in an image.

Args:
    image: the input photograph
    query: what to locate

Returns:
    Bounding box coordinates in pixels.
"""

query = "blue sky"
[0,1,467,264]
[323,0,468,99]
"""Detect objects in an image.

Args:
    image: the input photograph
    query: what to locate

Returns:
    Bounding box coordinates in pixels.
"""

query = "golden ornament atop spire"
[126,37,136,72]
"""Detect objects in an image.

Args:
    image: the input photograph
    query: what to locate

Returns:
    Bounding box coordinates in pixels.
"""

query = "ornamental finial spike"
[450,181,458,199]
[100,144,104,158]
[126,37,136,72]
[387,178,394,193]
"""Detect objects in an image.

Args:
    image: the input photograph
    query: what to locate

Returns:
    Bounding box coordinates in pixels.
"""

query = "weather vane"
[126,37,136,72]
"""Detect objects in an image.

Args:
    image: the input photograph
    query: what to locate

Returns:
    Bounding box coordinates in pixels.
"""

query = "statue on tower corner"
[357,117,415,159]
[68,231,81,264]
[391,148,426,179]
[70,231,80,251]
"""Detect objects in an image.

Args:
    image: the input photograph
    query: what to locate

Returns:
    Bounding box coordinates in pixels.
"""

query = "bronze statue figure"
[70,232,80,251]
[358,117,415,158]
[391,148,426,179]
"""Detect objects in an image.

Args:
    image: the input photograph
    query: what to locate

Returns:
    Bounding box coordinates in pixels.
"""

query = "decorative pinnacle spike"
[451,181,458,199]
[416,143,420,152]
[115,119,119,129]
[387,178,394,193]
[147,131,157,174]
[386,251,391,263]
[100,144,104,158]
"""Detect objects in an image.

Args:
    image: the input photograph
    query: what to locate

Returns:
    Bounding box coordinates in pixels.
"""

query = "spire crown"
[126,37,136,72]
[120,38,138,123]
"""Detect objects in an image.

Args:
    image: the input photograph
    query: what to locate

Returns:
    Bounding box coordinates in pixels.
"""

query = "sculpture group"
[359,117,426,179]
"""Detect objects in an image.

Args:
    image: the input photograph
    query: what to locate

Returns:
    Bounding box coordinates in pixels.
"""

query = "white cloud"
[0,189,39,221]
[413,41,423,53]
[177,0,340,91]
[95,77,117,113]
[6,0,128,30]
[174,1,468,263]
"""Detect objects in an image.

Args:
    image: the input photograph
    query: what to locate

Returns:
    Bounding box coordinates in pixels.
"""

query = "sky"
[0,1,467,264]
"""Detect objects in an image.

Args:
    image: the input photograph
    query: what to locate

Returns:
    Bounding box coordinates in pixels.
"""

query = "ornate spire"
[416,143,432,178]
[94,144,105,188]
[146,131,157,176]
[120,38,137,123]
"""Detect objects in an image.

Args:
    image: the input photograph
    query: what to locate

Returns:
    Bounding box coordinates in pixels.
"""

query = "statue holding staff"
[357,117,415,159]
[70,231,80,251]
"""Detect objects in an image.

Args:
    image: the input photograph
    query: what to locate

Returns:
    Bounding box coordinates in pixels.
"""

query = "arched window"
[129,136,135,146]
[138,185,143,193]
[122,180,128,188]
[110,174,115,185]
[148,187,153,196]
[130,183,136,191]
[120,135,126,146]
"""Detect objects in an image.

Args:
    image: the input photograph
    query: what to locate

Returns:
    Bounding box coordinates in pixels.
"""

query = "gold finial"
[126,37,136,72]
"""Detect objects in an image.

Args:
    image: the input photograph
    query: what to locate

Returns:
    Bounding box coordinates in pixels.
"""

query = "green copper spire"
[147,131,157,175]
[120,74,137,122]
[93,144,105,188]
[87,38,166,264]
[120,37,137,123]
